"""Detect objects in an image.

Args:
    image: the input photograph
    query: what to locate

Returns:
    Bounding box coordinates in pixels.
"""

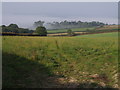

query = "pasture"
[2,32,118,88]
[47,27,95,34]
[47,25,118,34]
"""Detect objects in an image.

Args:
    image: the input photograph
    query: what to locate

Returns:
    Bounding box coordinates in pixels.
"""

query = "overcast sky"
[2,2,118,28]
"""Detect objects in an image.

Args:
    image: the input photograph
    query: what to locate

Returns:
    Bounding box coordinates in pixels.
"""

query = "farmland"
[47,25,119,36]
[2,32,119,88]
[47,25,118,34]
[47,27,95,34]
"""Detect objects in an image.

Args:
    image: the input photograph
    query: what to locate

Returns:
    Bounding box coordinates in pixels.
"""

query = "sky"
[2,2,118,29]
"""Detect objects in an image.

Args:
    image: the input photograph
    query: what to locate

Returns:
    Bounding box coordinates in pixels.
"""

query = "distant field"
[2,32,118,88]
[47,25,118,34]
[97,25,118,30]
[76,32,118,37]
[47,27,95,34]
[1,25,118,37]
[47,25,119,37]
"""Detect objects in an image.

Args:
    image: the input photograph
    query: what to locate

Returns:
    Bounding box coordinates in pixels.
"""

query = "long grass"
[2,32,118,88]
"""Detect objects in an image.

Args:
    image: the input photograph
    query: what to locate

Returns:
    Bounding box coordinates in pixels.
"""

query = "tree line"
[33,20,107,30]
[1,20,110,36]
[1,24,47,36]
[1,24,34,33]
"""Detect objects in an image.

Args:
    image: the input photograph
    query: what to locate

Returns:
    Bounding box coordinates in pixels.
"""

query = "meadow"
[47,27,95,34]
[47,25,118,34]
[2,32,119,88]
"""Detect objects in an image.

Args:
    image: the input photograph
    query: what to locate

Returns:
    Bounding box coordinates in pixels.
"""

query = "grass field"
[47,25,118,34]
[47,27,95,34]
[77,32,118,37]
[2,32,119,88]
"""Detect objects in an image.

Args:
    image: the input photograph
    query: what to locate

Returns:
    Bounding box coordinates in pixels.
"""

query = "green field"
[47,27,95,34]
[77,32,118,37]
[2,32,118,88]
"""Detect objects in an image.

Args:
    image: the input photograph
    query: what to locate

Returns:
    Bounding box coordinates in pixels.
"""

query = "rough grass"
[2,32,119,88]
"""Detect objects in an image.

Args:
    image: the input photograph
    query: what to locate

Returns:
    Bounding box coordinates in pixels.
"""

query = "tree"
[2,25,8,32]
[7,24,19,33]
[46,20,106,30]
[2,25,6,28]
[35,26,47,36]
[1,24,33,33]
[34,20,44,28]
[8,24,19,28]
[67,29,75,36]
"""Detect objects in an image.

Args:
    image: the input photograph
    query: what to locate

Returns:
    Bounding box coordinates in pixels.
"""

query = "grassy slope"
[47,27,95,34]
[76,32,118,37]
[2,32,118,88]
[47,25,118,34]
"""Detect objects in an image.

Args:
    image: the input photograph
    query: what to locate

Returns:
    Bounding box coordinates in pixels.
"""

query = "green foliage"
[18,28,31,33]
[1,24,34,33]
[8,24,19,28]
[2,26,19,33]
[35,26,47,36]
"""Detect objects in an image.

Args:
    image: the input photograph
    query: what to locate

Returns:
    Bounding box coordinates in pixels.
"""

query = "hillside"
[47,25,119,36]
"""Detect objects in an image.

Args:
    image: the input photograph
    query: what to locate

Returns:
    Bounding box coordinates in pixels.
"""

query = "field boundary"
[0,30,119,37]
